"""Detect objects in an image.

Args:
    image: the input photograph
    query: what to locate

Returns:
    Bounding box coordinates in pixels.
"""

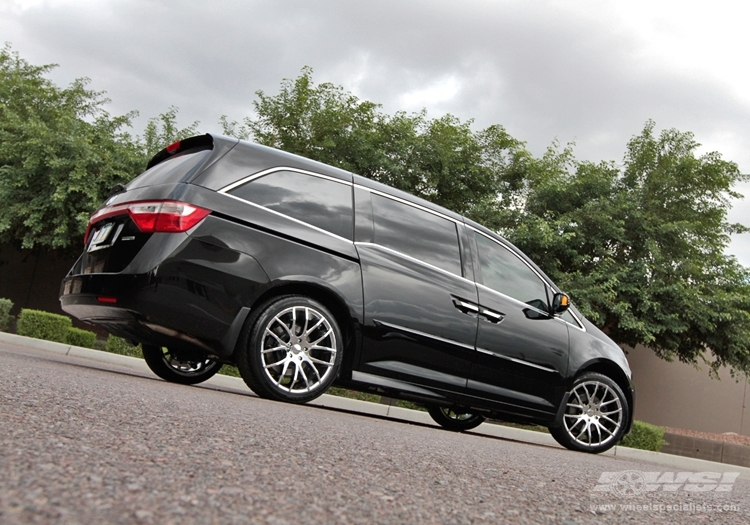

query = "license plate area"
[87,221,124,253]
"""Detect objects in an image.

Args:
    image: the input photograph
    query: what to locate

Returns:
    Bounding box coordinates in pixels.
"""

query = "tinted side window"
[228,171,353,240]
[372,194,461,275]
[475,232,549,310]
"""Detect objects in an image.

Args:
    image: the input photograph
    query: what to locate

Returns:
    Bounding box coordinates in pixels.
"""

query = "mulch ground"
[666,427,750,447]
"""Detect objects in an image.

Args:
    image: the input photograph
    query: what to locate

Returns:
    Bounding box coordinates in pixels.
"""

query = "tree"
[0,45,145,252]
[142,105,200,158]
[506,122,750,375]
[236,67,527,222]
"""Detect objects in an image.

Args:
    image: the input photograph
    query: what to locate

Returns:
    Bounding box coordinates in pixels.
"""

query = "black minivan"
[61,134,634,453]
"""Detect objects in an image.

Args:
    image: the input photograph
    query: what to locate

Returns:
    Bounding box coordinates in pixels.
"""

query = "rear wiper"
[108,184,126,198]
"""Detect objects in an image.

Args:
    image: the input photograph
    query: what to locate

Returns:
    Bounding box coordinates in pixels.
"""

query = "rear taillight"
[84,200,211,244]
[126,201,210,233]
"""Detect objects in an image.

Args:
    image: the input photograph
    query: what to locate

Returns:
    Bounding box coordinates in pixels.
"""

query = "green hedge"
[0,298,13,331]
[620,420,667,452]
[17,309,71,343]
[65,327,97,348]
[105,335,142,358]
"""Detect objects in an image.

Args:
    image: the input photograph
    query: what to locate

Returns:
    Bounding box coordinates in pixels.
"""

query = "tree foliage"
[234,66,527,223]
[505,123,750,375]
[0,45,145,252]
[0,47,201,252]
[142,105,200,158]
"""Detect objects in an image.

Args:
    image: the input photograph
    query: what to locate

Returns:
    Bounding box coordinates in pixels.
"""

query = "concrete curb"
[3,331,750,480]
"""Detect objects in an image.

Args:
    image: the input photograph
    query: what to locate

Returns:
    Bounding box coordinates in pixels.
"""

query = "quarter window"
[475,232,549,310]
[371,194,462,275]
[228,171,353,240]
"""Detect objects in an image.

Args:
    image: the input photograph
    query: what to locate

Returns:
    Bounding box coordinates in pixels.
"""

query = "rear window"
[127,150,211,190]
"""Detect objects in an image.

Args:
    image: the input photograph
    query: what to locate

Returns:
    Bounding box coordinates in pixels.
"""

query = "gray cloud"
[5,0,750,263]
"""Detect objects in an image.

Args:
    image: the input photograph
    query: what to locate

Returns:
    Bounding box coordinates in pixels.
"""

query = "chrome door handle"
[452,297,480,315]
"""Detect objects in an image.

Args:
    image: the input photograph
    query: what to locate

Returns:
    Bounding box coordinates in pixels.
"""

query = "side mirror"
[552,292,570,314]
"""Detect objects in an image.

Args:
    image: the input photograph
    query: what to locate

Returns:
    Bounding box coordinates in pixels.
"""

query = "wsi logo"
[593,471,740,496]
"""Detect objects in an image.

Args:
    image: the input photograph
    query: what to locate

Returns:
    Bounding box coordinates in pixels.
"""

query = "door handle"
[452,297,480,315]
[479,309,505,324]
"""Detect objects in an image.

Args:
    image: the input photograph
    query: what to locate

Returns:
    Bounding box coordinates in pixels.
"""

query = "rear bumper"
[60,233,269,358]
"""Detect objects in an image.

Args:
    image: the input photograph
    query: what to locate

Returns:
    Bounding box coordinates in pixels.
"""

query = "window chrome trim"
[354,185,459,224]
[355,242,471,283]
[218,166,352,194]
[374,320,476,352]
[219,192,354,244]
[476,347,558,373]
[476,283,554,319]
[562,310,586,331]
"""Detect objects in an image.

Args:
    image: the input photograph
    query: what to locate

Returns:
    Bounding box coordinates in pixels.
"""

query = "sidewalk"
[3,330,750,480]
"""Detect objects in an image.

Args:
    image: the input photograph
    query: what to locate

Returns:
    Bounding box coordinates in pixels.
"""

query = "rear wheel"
[428,406,485,431]
[549,372,629,453]
[238,296,343,404]
[142,345,221,385]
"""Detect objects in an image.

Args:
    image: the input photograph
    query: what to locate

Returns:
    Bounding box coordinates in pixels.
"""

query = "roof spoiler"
[146,133,214,170]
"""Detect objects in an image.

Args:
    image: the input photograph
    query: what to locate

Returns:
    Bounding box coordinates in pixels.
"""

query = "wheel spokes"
[163,349,216,375]
[260,305,337,393]
[564,380,624,447]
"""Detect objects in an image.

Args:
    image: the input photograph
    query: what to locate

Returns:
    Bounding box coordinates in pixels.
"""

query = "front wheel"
[549,372,629,453]
[237,296,343,404]
[142,345,221,385]
[428,406,485,431]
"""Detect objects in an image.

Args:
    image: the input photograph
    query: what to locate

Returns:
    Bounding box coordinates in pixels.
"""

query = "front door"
[467,231,569,417]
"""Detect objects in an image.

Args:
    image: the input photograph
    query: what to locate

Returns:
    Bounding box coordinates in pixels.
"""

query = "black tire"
[549,372,630,453]
[428,406,485,431]
[142,344,221,385]
[237,295,343,404]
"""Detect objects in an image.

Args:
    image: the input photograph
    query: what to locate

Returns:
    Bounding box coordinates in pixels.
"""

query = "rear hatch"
[78,134,228,275]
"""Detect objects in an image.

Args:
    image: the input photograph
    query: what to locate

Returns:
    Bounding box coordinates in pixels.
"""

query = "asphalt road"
[2,342,749,525]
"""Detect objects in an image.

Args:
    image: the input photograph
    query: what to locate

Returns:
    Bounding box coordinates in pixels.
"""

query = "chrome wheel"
[259,305,338,394]
[164,352,217,376]
[563,379,624,448]
[142,344,221,385]
[441,408,476,422]
[239,296,344,403]
[428,405,485,431]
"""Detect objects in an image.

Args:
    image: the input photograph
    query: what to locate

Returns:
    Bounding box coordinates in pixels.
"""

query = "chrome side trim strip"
[218,192,354,244]
[355,242,471,283]
[374,320,476,352]
[476,346,557,373]
[467,379,555,409]
[366,360,466,388]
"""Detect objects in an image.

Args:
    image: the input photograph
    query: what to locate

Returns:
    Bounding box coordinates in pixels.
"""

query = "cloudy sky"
[3,0,750,265]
